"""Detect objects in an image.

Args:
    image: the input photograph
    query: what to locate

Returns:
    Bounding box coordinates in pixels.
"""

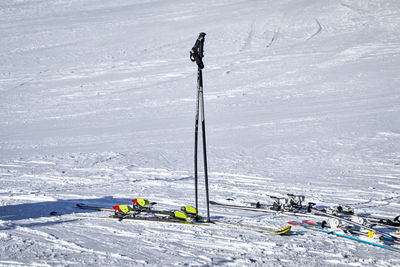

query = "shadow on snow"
[0,196,131,223]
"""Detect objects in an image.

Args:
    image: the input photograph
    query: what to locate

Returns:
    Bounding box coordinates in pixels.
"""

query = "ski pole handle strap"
[190,32,206,69]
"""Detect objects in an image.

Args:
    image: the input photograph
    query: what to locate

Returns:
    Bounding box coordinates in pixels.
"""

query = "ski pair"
[214,199,400,243]
[76,198,198,222]
[75,202,291,235]
[308,203,400,228]
[289,220,400,254]
[212,199,400,228]
[210,200,320,219]
[298,219,399,243]
[308,206,400,243]
[254,194,373,220]
[252,193,400,227]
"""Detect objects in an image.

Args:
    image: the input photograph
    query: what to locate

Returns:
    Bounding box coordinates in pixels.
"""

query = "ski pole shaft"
[194,81,200,221]
[199,70,210,222]
[190,32,208,222]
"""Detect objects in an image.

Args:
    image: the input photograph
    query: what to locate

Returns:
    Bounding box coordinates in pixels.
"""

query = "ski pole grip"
[190,32,206,69]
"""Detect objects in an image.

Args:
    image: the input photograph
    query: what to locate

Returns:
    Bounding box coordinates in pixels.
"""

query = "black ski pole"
[199,69,211,222]
[190,32,210,222]
[193,72,200,221]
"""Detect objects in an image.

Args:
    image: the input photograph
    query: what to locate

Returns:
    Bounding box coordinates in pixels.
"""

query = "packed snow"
[1,0,400,266]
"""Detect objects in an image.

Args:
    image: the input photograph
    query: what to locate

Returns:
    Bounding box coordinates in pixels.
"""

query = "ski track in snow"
[1,0,400,266]
[307,19,323,41]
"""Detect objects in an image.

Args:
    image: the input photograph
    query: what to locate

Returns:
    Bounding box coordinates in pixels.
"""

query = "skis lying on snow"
[210,200,320,218]
[308,206,400,242]
[307,203,400,228]
[211,194,400,252]
[288,220,400,254]
[212,199,399,240]
[73,199,291,236]
[211,194,400,228]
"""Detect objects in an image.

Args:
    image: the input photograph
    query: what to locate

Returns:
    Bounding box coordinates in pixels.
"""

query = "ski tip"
[280,226,291,232]
[271,225,292,235]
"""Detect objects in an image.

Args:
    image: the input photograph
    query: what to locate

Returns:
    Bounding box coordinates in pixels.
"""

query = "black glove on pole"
[190,32,210,222]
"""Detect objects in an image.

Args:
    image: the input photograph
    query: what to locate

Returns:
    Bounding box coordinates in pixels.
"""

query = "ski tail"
[213,220,291,235]
[251,225,291,235]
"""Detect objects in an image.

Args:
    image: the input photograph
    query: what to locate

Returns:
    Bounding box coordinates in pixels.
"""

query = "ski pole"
[199,60,210,223]
[193,75,200,221]
[190,32,210,222]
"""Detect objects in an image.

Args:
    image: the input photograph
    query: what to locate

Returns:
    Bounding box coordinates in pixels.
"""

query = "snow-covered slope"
[1,0,400,265]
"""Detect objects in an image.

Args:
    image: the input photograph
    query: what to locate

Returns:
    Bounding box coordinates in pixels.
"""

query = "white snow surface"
[1,0,400,266]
